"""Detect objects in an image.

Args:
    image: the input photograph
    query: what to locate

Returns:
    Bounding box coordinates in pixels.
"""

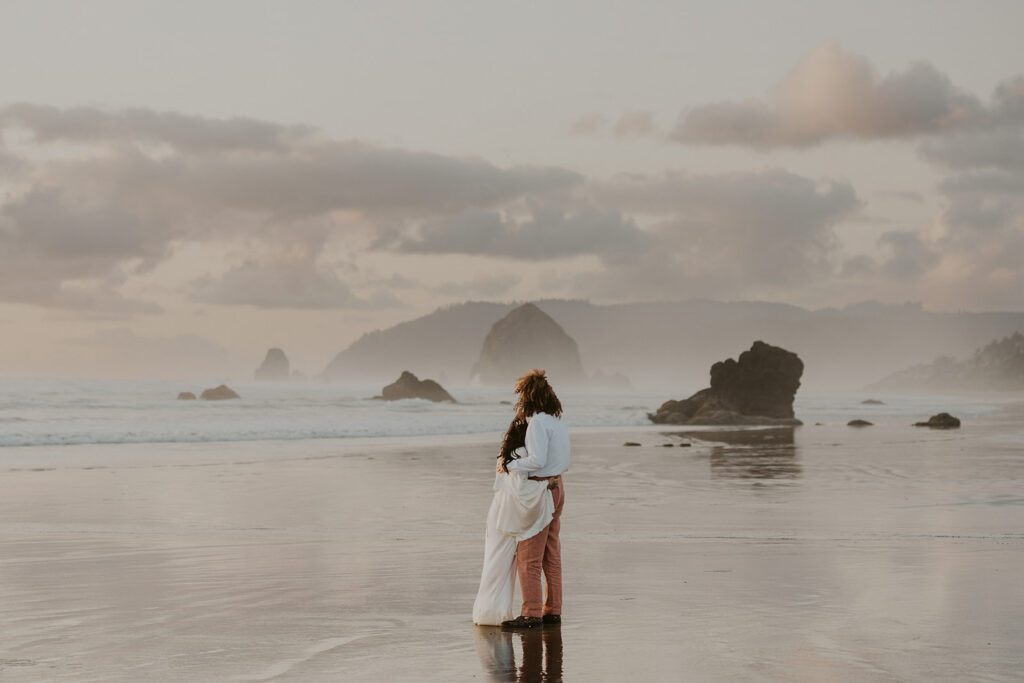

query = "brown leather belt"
[529,474,560,482]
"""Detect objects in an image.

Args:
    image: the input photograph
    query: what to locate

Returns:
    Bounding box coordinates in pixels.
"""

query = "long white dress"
[472,470,554,625]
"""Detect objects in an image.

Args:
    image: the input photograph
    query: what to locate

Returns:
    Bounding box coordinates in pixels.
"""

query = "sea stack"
[473,303,585,385]
[380,371,456,403]
[254,348,290,381]
[649,341,803,425]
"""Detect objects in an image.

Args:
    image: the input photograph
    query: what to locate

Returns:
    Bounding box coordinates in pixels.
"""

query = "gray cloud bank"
[2,80,1023,314]
[0,104,580,311]
[659,42,1024,310]
[673,42,1022,149]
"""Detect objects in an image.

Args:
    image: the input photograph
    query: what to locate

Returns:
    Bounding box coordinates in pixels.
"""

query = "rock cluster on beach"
[379,371,456,403]
[254,348,290,381]
[648,341,803,426]
[914,412,961,429]
[473,303,585,386]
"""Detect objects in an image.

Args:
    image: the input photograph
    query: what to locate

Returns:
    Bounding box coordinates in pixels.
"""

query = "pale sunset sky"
[1,1,1022,378]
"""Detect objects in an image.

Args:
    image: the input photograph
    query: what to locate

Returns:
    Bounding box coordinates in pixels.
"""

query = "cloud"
[838,168,1024,310]
[0,186,169,312]
[0,103,316,153]
[40,139,582,222]
[921,128,1024,171]
[0,104,584,312]
[612,110,660,139]
[0,148,26,177]
[430,273,521,298]
[992,76,1024,124]
[673,42,984,148]
[881,190,925,203]
[192,257,403,310]
[567,168,862,299]
[877,230,939,279]
[567,110,661,139]
[388,206,651,261]
[567,113,608,136]
[929,170,1024,308]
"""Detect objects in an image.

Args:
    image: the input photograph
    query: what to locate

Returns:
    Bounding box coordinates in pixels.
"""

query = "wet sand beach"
[1,410,1023,681]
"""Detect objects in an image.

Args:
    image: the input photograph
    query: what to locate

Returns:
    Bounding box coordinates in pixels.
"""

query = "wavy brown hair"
[497,416,528,473]
[513,368,563,419]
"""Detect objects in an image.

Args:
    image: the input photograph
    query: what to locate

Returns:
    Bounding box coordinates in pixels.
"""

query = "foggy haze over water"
[0,3,1023,380]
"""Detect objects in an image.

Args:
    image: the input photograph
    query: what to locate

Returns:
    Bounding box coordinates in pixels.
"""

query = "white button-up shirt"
[507,412,570,477]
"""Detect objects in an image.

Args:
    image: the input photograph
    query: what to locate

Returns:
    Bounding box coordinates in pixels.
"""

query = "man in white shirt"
[502,369,571,629]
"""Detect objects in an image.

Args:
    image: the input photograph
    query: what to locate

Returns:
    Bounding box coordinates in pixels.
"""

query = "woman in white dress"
[472,417,555,626]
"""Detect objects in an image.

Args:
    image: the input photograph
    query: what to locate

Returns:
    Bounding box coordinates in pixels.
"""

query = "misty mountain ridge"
[321,299,1024,391]
[873,332,1024,391]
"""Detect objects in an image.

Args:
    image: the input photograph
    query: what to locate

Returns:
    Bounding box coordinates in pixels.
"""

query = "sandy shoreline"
[2,414,1023,681]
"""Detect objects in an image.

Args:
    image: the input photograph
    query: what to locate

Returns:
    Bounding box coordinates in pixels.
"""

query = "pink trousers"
[516,476,565,617]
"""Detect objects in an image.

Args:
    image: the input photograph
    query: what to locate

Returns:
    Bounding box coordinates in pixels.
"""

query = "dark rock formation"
[914,412,961,429]
[380,371,456,403]
[648,341,803,425]
[255,348,290,381]
[623,442,641,447]
[200,384,240,400]
[177,392,197,400]
[847,419,873,427]
[861,399,885,405]
[473,303,585,386]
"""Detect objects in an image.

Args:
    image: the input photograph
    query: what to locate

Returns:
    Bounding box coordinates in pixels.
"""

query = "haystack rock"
[648,341,803,425]
[473,303,585,386]
[380,371,456,403]
[200,384,241,400]
[255,348,290,381]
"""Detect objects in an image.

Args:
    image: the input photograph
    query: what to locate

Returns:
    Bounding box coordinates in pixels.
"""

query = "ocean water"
[0,377,1017,448]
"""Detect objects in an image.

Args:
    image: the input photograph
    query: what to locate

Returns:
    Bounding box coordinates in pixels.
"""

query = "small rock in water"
[861,399,885,405]
[177,392,196,400]
[622,442,642,447]
[200,385,240,400]
[380,370,456,403]
[847,419,873,427]
[914,412,961,429]
[660,443,675,447]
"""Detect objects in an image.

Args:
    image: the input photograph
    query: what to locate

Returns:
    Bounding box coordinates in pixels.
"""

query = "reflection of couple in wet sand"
[475,623,563,682]
[473,369,570,630]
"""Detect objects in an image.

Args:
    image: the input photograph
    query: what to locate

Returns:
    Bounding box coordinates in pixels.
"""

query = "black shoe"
[501,615,542,629]
[542,614,561,625]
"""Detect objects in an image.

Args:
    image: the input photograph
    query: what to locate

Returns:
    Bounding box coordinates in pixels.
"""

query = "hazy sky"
[1,1,1023,378]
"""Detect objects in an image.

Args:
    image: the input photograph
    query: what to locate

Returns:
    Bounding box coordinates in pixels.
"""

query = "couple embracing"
[473,369,570,629]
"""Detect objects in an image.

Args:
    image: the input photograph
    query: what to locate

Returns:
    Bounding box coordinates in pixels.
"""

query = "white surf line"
[239,635,369,681]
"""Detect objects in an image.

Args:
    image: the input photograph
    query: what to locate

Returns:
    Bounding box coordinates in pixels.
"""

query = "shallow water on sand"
[0,407,1022,680]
